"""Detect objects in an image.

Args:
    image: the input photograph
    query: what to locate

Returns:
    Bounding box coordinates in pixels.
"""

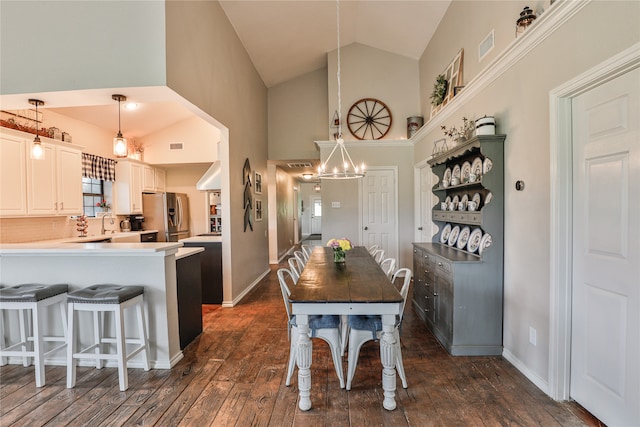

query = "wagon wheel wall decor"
[347,98,392,140]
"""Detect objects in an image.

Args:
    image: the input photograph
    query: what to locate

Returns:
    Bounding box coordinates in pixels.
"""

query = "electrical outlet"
[529,326,537,346]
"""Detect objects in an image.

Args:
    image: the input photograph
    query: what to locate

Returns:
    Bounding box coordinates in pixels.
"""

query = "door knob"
[364,226,368,230]
[418,226,423,230]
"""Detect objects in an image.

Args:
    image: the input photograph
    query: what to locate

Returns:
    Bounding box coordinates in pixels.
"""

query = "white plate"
[447,225,460,246]
[452,195,460,204]
[456,226,470,250]
[444,195,452,204]
[479,232,493,255]
[472,192,482,206]
[440,223,452,244]
[485,192,493,205]
[442,167,452,187]
[461,161,472,183]
[472,157,483,176]
[452,164,461,180]
[467,228,483,253]
[483,157,493,174]
[460,194,469,205]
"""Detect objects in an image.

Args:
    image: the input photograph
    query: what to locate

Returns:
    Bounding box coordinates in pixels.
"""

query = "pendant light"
[112,94,128,157]
[317,0,365,180]
[28,99,45,160]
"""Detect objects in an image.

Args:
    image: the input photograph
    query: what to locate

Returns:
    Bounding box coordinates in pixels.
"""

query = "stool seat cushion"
[68,285,144,304]
[0,284,68,302]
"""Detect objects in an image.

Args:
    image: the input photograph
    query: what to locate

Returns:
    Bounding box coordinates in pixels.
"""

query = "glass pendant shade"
[28,99,45,160]
[113,132,128,157]
[112,94,128,157]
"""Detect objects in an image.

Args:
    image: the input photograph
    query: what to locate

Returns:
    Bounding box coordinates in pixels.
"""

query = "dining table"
[289,246,403,411]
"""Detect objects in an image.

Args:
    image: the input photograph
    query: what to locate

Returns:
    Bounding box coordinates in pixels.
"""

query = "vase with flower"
[326,238,352,264]
[96,200,111,213]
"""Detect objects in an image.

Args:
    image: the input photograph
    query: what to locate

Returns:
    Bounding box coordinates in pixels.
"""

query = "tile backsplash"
[0,216,124,243]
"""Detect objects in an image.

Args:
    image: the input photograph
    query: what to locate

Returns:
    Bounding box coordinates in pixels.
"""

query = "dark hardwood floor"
[1,253,604,426]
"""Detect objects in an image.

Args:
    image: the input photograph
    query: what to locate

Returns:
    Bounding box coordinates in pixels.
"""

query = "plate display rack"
[412,134,505,356]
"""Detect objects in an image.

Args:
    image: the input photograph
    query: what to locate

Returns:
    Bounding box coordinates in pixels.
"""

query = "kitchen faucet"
[101,212,114,235]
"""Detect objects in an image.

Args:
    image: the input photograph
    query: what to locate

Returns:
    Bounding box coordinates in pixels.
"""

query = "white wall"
[142,116,219,165]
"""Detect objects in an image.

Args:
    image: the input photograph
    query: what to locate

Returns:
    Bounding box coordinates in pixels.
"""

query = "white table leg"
[380,313,397,410]
[295,314,312,411]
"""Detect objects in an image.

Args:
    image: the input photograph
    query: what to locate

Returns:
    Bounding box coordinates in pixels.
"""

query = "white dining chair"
[277,268,345,388]
[301,244,312,261]
[368,244,379,255]
[294,251,307,269]
[372,249,385,264]
[288,257,300,283]
[380,258,396,279]
[345,268,412,390]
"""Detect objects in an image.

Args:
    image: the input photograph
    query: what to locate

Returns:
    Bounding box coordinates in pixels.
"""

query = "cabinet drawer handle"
[438,262,443,267]
[433,292,438,297]
[413,249,417,253]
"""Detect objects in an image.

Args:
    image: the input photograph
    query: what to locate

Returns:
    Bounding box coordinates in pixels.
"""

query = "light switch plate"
[332,202,341,208]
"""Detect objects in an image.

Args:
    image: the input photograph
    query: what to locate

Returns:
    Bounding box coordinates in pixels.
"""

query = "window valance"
[82,153,116,181]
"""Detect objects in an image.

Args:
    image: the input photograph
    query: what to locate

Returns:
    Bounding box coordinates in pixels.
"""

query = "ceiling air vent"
[287,162,312,168]
[169,142,184,150]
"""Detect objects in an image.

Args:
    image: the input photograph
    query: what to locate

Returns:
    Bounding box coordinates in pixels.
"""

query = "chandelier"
[317,0,365,179]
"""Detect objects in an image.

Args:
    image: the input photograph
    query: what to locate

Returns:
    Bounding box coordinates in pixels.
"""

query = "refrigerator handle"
[177,196,183,229]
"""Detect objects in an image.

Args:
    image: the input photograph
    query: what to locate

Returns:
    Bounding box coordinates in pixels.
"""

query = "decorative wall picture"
[243,158,253,232]
[255,199,263,222]
[430,49,464,119]
[255,171,262,194]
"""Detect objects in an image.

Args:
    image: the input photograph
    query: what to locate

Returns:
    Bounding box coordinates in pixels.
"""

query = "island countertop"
[179,236,222,243]
[0,241,182,256]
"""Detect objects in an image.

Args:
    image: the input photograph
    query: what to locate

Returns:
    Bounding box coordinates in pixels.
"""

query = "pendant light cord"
[336,0,342,140]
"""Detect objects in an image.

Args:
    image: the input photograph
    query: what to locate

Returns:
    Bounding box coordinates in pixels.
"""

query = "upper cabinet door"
[27,141,57,215]
[143,164,155,192]
[0,132,27,216]
[56,145,83,215]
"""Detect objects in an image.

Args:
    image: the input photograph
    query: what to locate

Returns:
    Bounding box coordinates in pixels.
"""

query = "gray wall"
[414,0,640,390]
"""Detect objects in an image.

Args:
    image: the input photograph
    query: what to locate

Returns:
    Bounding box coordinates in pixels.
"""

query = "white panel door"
[361,169,397,260]
[310,195,322,234]
[571,68,639,426]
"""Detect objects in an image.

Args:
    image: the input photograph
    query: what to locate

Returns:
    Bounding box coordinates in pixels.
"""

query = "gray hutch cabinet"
[413,134,505,356]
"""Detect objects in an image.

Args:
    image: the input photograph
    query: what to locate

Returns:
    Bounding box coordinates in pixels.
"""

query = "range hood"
[196,161,221,190]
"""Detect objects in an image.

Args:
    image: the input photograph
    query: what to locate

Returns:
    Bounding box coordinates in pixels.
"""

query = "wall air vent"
[169,142,184,150]
[287,162,312,168]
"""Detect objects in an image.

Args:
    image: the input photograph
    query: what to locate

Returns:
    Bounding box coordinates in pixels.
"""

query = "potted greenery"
[430,75,448,107]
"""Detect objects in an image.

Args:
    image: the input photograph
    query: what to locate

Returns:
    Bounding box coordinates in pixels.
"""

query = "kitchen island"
[0,241,196,369]
[180,235,223,304]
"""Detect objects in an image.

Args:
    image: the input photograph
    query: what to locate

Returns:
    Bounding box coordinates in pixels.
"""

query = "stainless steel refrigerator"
[142,192,190,242]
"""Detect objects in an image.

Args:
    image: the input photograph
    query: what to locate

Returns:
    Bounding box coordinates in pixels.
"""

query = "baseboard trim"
[502,347,550,396]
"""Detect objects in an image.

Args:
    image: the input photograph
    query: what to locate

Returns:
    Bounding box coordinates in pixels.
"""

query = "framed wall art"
[255,171,262,194]
[255,199,263,222]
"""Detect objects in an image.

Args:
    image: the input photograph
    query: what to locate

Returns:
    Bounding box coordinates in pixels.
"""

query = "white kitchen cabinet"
[26,140,83,216]
[154,168,166,191]
[143,164,155,192]
[115,159,143,214]
[0,132,28,216]
[142,164,166,192]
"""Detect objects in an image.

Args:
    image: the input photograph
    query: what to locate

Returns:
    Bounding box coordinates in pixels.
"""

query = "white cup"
[458,201,466,211]
[449,201,457,211]
[441,202,448,211]
[467,200,478,211]
[451,176,460,186]
[468,173,478,183]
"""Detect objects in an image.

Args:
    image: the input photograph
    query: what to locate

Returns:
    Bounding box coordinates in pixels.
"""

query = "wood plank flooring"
[1,256,604,426]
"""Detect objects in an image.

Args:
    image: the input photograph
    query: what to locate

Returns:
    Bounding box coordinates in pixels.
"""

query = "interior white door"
[361,168,397,260]
[310,195,322,234]
[570,68,639,426]
[418,163,436,242]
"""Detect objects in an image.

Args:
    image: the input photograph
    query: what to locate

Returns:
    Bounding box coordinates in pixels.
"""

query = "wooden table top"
[289,246,403,304]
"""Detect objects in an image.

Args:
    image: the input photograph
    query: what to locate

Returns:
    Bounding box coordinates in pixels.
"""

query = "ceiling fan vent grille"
[287,162,312,168]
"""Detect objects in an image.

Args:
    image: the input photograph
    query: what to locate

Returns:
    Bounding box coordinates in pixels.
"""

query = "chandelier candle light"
[317,0,365,180]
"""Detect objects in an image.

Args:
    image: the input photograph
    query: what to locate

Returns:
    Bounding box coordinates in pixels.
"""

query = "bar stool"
[0,283,69,387]
[66,284,150,391]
